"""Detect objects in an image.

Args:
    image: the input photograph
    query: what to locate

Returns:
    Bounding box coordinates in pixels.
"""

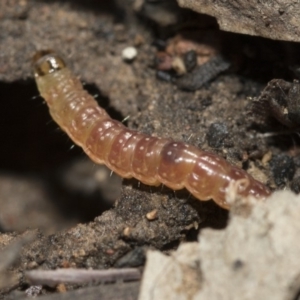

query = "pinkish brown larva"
[32,50,271,209]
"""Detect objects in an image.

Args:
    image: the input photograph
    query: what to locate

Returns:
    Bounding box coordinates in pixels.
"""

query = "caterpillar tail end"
[32,50,66,78]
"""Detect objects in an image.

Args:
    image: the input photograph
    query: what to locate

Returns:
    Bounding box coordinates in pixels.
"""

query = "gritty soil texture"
[1,0,300,299]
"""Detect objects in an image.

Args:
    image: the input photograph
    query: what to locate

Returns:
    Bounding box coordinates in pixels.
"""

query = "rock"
[139,190,300,300]
[177,0,300,42]
[122,47,138,62]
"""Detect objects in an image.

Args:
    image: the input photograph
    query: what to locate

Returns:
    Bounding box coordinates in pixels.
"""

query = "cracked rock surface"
[140,190,300,300]
[177,0,300,42]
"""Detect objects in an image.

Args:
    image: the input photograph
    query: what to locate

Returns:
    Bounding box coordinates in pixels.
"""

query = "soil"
[0,0,300,299]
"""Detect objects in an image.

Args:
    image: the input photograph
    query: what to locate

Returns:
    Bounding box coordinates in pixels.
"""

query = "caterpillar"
[32,50,271,209]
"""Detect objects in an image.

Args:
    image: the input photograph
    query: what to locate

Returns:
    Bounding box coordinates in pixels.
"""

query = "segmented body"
[32,51,271,209]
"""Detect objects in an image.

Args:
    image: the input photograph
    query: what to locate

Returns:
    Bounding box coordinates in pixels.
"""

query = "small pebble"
[156,70,173,82]
[269,154,295,186]
[206,122,229,148]
[122,46,137,62]
[146,209,158,220]
[172,56,186,75]
[115,247,146,268]
[184,50,197,72]
[123,227,132,236]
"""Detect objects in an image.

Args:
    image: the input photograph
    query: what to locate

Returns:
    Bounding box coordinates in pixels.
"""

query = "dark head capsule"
[32,50,66,77]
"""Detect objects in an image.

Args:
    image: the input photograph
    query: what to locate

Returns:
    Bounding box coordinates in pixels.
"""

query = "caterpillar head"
[32,50,66,78]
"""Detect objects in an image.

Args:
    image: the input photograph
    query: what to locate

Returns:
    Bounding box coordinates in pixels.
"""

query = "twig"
[25,268,141,287]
